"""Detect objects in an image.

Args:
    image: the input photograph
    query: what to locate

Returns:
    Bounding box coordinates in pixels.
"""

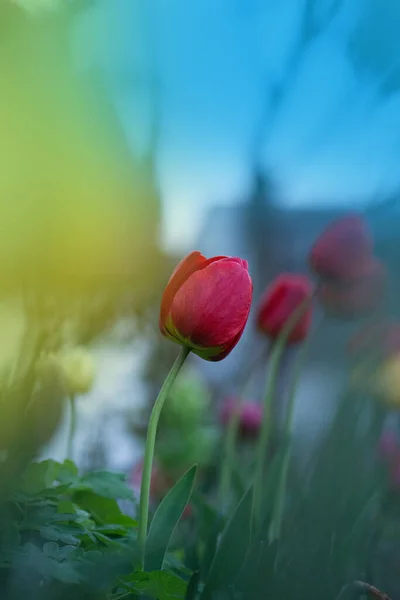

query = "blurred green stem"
[67,395,76,459]
[219,400,241,512]
[219,348,266,512]
[268,322,314,543]
[137,346,190,569]
[252,298,312,528]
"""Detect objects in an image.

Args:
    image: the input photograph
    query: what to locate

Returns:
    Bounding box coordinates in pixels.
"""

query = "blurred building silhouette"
[194,170,400,455]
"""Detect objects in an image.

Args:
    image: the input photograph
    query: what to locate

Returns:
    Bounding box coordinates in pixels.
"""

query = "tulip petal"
[256,274,313,343]
[160,251,225,331]
[169,258,252,356]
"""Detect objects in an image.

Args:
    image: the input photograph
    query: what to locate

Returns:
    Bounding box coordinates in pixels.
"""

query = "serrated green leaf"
[121,570,187,600]
[16,542,82,584]
[72,470,133,500]
[200,487,253,600]
[57,459,79,485]
[145,465,197,571]
[93,531,125,548]
[73,491,136,527]
[40,526,80,546]
[57,500,76,514]
[43,542,60,559]
[19,460,61,495]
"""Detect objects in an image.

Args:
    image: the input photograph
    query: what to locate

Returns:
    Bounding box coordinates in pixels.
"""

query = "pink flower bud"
[220,398,263,438]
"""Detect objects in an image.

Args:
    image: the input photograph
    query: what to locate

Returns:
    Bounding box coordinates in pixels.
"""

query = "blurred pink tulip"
[378,431,399,461]
[220,398,263,437]
[309,214,373,282]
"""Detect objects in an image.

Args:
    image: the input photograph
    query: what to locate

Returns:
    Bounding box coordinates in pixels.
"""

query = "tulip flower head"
[220,397,263,438]
[309,214,373,282]
[160,251,253,361]
[257,274,313,344]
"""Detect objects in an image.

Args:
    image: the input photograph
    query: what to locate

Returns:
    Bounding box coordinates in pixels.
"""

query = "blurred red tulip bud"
[317,259,386,318]
[309,214,373,282]
[257,274,313,344]
[160,251,253,361]
[220,397,263,438]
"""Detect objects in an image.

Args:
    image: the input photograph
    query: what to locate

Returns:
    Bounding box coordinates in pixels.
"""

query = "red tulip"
[256,274,313,343]
[160,251,253,361]
[317,258,386,318]
[220,398,263,438]
[309,214,373,282]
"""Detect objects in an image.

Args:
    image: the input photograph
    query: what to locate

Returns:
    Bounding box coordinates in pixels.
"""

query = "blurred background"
[2,0,400,479]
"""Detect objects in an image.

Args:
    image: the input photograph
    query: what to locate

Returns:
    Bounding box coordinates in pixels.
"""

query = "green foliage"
[162,371,210,431]
[120,570,187,599]
[146,465,197,571]
[0,458,141,599]
[200,487,253,600]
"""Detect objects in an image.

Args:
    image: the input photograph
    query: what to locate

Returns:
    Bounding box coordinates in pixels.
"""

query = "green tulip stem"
[67,395,76,460]
[252,297,312,528]
[137,346,190,569]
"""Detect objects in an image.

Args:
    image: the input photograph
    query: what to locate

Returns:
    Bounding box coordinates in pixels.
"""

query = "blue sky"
[73,0,400,249]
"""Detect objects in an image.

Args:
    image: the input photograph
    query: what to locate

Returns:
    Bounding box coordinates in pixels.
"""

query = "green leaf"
[57,500,76,514]
[43,542,60,559]
[93,531,126,548]
[40,526,80,546]
[121,570,187,600]
[71,470,134,500]
[19,460,61,494]
[145,465,197,571]
[200,487,253,600]
[16,543,82,584]
[56,459,79,485]
[73,491,136,526]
